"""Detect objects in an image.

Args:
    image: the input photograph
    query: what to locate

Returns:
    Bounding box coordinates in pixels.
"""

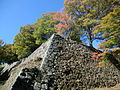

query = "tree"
[2,44,18,64]
[0,39,18,64]
[93,6,120,50]
[92,6,120,63]
[64,0,120,47]
[33,13,58,45]
[53,10,81,42]
[0,39,4,63]
[13,13,58,59]
[53,10,71,34]
[13,25,38,59]
[0,39,4,46]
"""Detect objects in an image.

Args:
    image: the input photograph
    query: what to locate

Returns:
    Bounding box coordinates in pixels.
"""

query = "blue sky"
[0,0,64,44]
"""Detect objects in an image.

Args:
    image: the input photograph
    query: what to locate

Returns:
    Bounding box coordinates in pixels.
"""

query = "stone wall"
[34,34,120,90]
[1,34,54,90]
[1,34,120,90]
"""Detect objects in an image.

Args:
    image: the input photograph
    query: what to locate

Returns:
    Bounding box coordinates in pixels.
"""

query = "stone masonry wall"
[2,34,120,90]
[34,34,120,90]
[1,34,54,90]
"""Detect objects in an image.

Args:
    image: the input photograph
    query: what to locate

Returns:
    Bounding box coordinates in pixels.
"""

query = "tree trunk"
[86,26,93,48]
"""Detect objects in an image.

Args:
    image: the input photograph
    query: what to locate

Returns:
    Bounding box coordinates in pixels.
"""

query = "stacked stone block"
[2,34,120,90]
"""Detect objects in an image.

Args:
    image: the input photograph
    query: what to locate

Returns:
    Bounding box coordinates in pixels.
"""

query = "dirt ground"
[89,84,120,90]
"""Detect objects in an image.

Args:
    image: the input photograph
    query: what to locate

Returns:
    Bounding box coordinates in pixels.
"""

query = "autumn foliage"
[91,52,107,60]
[53,10,71,34]
[0,0,120,63]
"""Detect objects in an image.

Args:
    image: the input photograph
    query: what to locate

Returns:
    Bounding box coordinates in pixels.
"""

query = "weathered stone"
[1,34,120,90]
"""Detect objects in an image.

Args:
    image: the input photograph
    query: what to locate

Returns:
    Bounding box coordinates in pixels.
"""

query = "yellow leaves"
[93,25,102,34]
[87,13,93,17]
[36,18,43,23]
[78,13,100,26]
[98,61,106,67]
[55,30,64,35]
[64,0,120,51]
[80,0,87,4]
[66,0,78,6]
[93,7,120,50]
[104,48,110,51]
[79,17,98,26]
[101,6,120,23]
[97,40,110,49]
[79,5,85,9]
[101,14,112,22]
[109,48,120,58]
[111,48,120,52]
[64,36,69,39]
[91,10,97,13]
